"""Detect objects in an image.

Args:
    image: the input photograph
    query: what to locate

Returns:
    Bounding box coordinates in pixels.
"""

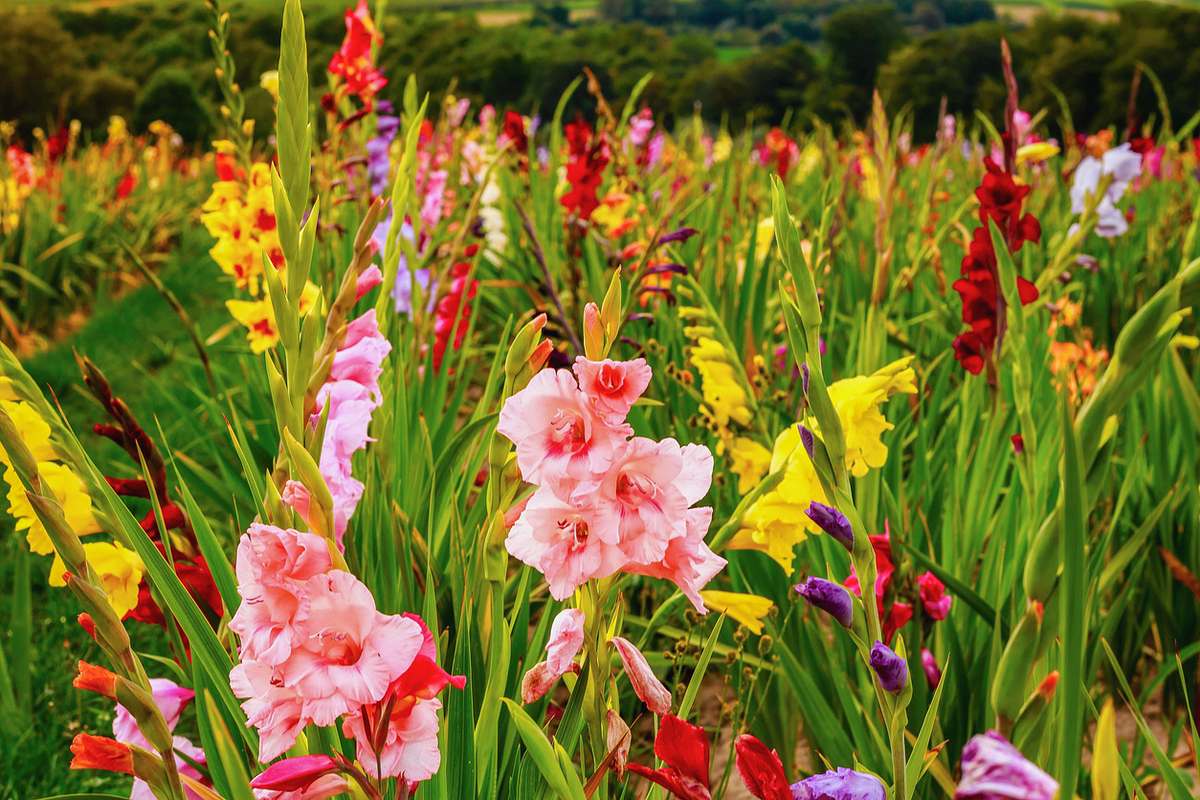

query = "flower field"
[2,1,1200,798]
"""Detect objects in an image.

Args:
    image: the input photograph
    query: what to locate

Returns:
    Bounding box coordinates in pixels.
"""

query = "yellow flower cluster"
[1,379,143,617]
[201,143,320,352]
[730,357,917,571]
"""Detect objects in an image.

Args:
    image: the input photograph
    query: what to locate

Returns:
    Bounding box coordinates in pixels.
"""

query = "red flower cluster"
[844,532,951,643]
[561,118,610,220]
[433,244,480,369]
[952,157,1041,374]
[327,0,386,105]
[627,714,711,799]
[756,127,799,180]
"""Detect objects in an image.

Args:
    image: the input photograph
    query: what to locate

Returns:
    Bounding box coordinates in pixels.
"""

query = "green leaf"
[276,0,311,221]
[502,698,574,798]
[1057,395,1087,798]
[904,663,947,796]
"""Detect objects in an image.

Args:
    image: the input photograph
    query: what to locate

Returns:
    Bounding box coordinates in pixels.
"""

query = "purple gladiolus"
[869,641,907,694]
[796,577,853,628]
[956,731,1058,800]
[804,501,853,550]
[658,226,699,245]
[367,100,400,197]
[791,767,886,800]
[921,648,942,689]
[800,362,810,394]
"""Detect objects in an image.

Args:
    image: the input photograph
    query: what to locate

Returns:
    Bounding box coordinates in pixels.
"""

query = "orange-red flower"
[69,734,134,775]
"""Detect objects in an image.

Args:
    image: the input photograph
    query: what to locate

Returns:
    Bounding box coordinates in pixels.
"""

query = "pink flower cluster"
[287,305,391,549]
[498,358,725,608]
[228,523,462,783]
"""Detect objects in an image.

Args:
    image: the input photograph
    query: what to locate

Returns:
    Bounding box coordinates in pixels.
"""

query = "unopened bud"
[583,302,604,360]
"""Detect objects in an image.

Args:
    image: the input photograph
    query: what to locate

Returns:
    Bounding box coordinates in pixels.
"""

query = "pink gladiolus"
[251,755,340,791]
[918,571,952,621]
[229,524,333,666]
[585,437,712,565]
[280,571,425,726]
[623,507,725,612]
[343,614,465,781]
[112,678,207,800]
[521,608,585,703]
[229,660,308,762]
[611,636,672,715]
[505,485,626,600]
[497,368,630,491]
[572,357,653,422]
[253,774,350,800]
[356,265,383,300]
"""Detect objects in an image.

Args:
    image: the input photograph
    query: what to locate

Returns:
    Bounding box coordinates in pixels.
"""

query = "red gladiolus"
[328,0,387,103]
[733,734,792,800]
[115,169,137,200]
[502,111,529,159]
[627,714,712,800]
[251,754,341,791]
[757,128,799,180]
[917,571,952,621]
[561,118,610,220]
[952,158,1041,374]
[69,734,134,775]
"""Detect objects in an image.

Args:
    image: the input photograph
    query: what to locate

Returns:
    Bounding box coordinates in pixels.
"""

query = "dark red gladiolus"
[561,118,610,221]
[627,714,712,800]
[733,735,792,800]
[952,158,1041,374]
[502,111,528,157]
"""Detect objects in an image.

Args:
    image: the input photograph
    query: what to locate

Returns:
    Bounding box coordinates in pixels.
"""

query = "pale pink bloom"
[497,368,630,491]
[343,613,465,781]
[448,98,471,128]
[627,109,654,149]
[572,357,652,422]
[521,608,585,703]
[505,485,625,600]
[230,660,308,761]
[331,310,391,401]
[356,265,383,300]
[420,169,448,230]
[318,391,375,467]
[581,437,712,565]
[610,635,672,715]
[230,524,333,665]
[322,468,365,547]
[623,507,725,612]
[281,571,426,726]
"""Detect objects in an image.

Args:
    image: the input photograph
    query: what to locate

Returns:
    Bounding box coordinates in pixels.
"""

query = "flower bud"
[583,302,604,360]
[869,641,908,694]
[610,636,672,715]
[69,734,134,775]
[795,577,853,628]
[73,661,118,699]
[804,501,853,550]
[991,601,1042,728]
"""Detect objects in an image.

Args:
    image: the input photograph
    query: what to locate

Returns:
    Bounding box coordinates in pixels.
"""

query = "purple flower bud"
[869,641,908,694]
[801,362,810,394]
[818,336,827,356]
[658,226,698,245]
[797,424,815,460]
[957,731,1058,800]
[791,767,886,800]
[804,501,853,550]
[795,577,854,628]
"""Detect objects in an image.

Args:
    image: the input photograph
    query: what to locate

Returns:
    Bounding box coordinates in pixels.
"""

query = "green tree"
[134,67,212,143]
[823,3,907,121]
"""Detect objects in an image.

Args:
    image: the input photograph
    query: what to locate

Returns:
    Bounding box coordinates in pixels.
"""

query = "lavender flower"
[795,577,853,628]
[956,731,1058,800]
[1069,143,1142,238]
[804,501,853,550]
[367,100,400,198]
[791,767,886,800]
[797,424,815,461]
[869,641,907,694]
[657,226,699,246]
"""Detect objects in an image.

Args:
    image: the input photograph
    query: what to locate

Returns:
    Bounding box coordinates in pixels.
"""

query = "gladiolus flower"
[627,714,711,800]
[572,357,652,422]
[50,542,144,619]
[73,661,119,699]
[521,608,585,703]
[791,767,886,800]
[251,755,341,792]
[804,501,853,550]
[1070,142,1142,239]
[869,641,908,694]
[5,460,100,555]
[698,590,773,635]
[795,577,853,628]
[69,734,134,775]
[956,730,1058,800]
[733,734,792,800]
[921,648,942,689]
[611,635,672,715]
[917,571,952,620]
[607,710,631,778]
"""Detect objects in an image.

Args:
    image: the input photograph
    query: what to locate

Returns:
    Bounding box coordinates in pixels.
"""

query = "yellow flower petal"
[699,591,774,635]
[50,542,144,618]
[5,461,100,555]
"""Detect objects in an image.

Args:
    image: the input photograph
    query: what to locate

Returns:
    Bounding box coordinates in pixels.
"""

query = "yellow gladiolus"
[4,461,101,555]
[50,542,144,618]
[826,357,917,478]
[0,399,56,464]
[1016,141,1060,166]
[699,590,774,635]
[728,436,771,493]
[226,282,320,354]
